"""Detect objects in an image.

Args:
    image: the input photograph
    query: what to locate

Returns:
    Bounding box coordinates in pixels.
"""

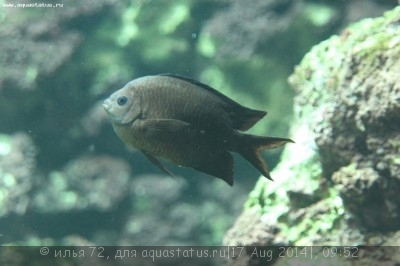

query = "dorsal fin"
[158,73,243,107]
[158,73,266,131]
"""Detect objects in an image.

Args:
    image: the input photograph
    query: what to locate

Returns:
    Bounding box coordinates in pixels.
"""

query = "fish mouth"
[102,99,111,111]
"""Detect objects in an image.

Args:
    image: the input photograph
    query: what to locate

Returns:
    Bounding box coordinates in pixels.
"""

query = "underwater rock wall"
[0,0,119,90]
[291,5,400,231]
[224,5,400,266]
[202,0,301,60]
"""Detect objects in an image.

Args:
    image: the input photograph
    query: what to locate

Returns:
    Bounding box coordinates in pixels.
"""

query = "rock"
[119,176,247,246]
[223,6,400,266]
[332,165,399,230]
[224,208,285,246]
[202,0,301,60]
[0,0,119,90]
[32,155,131,212]
[0,133,37,217]
[290,5,400,230]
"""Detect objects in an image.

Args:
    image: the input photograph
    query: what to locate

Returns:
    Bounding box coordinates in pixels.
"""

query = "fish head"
[103,81,142,125]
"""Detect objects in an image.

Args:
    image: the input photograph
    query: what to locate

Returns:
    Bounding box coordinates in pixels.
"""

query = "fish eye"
[117,96,128,106]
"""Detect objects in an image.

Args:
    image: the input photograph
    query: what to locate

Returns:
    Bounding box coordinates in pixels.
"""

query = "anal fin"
[194,151,234,186]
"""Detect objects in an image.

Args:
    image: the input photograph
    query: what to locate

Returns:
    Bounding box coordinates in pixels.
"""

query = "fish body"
[103,74,293,186]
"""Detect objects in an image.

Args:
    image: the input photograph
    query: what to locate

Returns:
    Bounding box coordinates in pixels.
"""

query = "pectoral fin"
[142,119,190,134]
[141,150,175,178]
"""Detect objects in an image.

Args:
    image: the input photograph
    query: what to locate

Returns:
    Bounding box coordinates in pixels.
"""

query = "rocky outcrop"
[224,6,400,265]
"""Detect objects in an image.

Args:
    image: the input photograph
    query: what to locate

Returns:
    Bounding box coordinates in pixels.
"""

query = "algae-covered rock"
[202,0,301,60]
[290,5,400,230]
[0,133,37,217]
[0,0,119,90]
[32,155,131,212]
[224,5,400,266]
[118,175,248,246]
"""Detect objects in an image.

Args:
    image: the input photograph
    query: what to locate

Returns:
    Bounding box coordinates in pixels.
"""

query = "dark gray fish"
[103,74,293,186]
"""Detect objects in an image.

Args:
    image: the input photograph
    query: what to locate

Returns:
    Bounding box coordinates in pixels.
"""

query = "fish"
[103,73,293,186]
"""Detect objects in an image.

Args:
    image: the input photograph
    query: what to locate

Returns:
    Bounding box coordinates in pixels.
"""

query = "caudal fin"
[238,134,294,180]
